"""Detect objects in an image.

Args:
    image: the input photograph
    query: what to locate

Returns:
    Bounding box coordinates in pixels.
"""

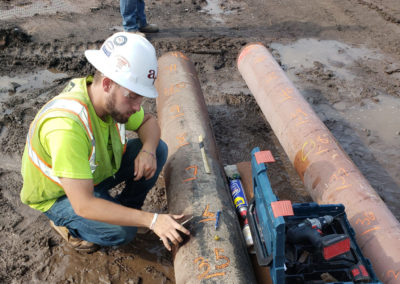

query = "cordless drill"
[286,215,350,260]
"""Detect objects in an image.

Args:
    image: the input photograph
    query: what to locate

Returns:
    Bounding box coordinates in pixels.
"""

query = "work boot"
[127,30,146,37]
[49,220,99,253]
[139,24,159,33]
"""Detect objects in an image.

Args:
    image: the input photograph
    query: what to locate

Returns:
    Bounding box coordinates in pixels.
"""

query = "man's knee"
[156,139,168,166]
[95,226,137,246]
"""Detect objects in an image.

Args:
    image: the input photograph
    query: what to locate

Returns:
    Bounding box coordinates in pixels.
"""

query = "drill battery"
[247,147,382,284]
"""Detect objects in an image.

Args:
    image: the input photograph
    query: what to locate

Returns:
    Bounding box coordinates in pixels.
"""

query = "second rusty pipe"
[237,43,400,284]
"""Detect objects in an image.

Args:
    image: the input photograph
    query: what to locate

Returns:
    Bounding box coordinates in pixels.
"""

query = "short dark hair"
[92,70,103,85]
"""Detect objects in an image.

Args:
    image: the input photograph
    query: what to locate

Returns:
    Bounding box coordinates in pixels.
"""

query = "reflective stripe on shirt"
[27,98,97,185]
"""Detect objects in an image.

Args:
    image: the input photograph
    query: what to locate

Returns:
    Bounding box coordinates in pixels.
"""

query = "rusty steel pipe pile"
[237,43,400,284]
[155,52,256,284]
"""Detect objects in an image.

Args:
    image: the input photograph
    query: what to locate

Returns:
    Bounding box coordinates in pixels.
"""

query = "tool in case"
[247,147,382,284]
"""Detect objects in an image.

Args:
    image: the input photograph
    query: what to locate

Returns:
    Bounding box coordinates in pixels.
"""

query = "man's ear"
[102,77,113,92]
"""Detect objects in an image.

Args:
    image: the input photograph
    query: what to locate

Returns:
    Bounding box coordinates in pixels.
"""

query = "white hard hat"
[85,32,158,98]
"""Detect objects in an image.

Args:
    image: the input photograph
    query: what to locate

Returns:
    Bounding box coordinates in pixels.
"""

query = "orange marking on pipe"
[387,270,400,280]
[199,218,216,223]
[301,140,316,161]
[279,87,294,103]
[361,226,380,236]
[171,51,189,60]
[291,108,309,126]
[335,184,351,191]
[183,165,198,182]
[176,133,189,148]
[170,105,184,119]
[356,211,376,225]
[166,64,177,72]
[317,135,330,144]
[214,248,230,270]
[255,55,267,63]
[163,82,186,96]
[203,272,226,279]
[265,71,279,84]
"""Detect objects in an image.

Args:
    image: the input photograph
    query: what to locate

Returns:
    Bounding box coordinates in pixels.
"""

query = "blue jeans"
[44,138,168,246]
[120,0,147,32]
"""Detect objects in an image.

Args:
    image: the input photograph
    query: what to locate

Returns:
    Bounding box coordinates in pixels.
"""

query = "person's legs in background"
[120,0,159,34]
[120,0,140,32]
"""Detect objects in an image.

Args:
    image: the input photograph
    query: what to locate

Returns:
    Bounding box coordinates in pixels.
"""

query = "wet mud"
[0,0,399,283]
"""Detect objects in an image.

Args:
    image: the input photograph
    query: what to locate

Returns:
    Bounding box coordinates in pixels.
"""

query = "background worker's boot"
[49,220,99,253]
[139,24,159,33]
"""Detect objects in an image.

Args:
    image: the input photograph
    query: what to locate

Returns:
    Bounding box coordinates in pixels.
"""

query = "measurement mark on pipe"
[301,140,316,161]
[387,270,399,280]
[183,165,198,182]
[214,248,230,269]
[164,63,177,72]
[354,211,381,236]
[329,168,352,191]
[163,82,186,96]
[194,248,230,280]
[301,135,339,161]
[279,87,294,103]
[200,204,216,223]
[169,104,184,119]
[360,226,380,236]
[255,55,268,63]
[176,133,189,148]
[291,108,310,126]
[264,71,279,85]
[355,211,376,225]
[170,51,189,60]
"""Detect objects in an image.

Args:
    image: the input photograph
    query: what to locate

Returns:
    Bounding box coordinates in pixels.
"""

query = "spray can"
[229,175,248,220]
[242,218,254,247]
[224,165,254,248]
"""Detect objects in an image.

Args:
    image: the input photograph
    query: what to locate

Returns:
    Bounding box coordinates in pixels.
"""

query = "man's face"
[106,82,143,123]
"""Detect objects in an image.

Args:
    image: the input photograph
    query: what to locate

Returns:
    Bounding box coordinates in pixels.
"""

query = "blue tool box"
[247,147,382,284]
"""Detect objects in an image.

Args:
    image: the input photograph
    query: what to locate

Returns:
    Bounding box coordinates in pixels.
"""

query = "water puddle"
[202,0,228,23]
[0,69,68,102]
[337,95,400,146]
[270,38,381,80]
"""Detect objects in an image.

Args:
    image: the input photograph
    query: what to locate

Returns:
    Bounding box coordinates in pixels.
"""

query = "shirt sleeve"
[39,117,93,179]
[125,107,144,131]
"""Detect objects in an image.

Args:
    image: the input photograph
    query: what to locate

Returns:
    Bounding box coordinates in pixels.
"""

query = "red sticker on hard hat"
[114,35,127,46]
[113,55,130,72]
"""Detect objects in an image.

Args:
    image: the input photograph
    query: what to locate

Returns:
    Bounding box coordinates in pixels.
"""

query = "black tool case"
[247,147,382,284]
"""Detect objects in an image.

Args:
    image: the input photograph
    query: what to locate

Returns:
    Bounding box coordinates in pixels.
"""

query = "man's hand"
[151,214,191,251]
[134,149,156,180]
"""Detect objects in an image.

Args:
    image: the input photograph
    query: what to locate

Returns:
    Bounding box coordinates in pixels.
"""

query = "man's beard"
[106,91,130,123]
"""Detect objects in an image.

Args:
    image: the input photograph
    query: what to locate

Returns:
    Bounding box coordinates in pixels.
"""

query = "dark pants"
[44,138,168,246]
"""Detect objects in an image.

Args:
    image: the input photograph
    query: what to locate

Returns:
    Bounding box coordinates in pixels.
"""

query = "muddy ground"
[0,0,399,283]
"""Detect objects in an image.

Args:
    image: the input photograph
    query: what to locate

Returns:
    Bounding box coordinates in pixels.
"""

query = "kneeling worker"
[20,32,189,252]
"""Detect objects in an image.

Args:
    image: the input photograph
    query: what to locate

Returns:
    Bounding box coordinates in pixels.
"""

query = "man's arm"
[134,113,161,180]
[60,177,190,251]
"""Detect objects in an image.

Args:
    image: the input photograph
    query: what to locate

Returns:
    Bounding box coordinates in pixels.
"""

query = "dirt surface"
[1,0,400,283]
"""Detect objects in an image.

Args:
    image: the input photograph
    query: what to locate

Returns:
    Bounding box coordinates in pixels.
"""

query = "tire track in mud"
[356,0,400,24]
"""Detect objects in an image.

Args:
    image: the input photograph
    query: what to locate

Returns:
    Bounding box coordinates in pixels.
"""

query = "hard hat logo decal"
[113,35,127,46]
[102,40,115,57]
[147,70,156,84]
[113,55,130,72]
